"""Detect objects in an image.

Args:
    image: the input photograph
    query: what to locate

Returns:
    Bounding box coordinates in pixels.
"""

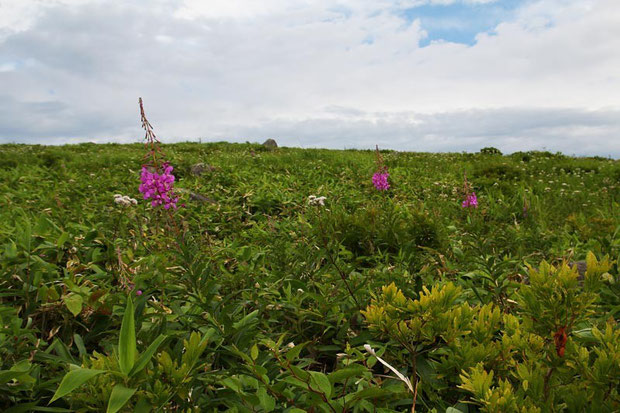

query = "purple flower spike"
[139,162,179,209]
[372,172,390,191]
[461,192,478,208]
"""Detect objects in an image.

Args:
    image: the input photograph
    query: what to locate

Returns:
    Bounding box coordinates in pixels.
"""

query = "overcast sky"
[1,0,619,156]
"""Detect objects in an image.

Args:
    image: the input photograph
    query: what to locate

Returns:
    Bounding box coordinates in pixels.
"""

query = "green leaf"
[57,232,69,248]
[4,241,17,259]
[129,335,167,377]
[107,385,136,413]
[232,310,259,330]
[119,297,136,375]
[309,371,332,399]
[281,376,308,389]
[133,397,152,413]
[221,377,243,393]
[223,345,253,364]
[50,368,105,403]
[0,370,26,386]
[63,294,83,317]
[0,360,31,385]
[285,342,307,362]
[48,286,60,301]
[250,344,259,361]
[256,387,275,412]
[73,334,86,359]
[328,364,367,384]
[349,387,394,402]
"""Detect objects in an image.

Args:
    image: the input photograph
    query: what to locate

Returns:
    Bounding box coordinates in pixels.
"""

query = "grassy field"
[0,142,619,412]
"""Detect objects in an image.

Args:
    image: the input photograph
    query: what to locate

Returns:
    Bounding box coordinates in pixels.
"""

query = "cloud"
[0,94,133,140]
[0,0,619,156]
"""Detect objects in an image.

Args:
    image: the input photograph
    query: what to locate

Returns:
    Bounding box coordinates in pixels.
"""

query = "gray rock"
[190,163,216,176]
[189,192,217,204]
[176,188,217,204]
[569,261,587,280]
[523,260,587,284]
[262,139,278,149]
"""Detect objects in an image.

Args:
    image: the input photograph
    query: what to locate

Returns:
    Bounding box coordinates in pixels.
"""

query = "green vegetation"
[0,142,619,412]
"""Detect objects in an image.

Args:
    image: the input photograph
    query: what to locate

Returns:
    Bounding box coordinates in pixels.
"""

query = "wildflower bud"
[286,342,295,349]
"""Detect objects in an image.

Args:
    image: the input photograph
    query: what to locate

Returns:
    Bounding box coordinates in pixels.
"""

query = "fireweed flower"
[372,172,390,191]
[461,192,478,208]
[372,145,390,191]
[139,162,179,209]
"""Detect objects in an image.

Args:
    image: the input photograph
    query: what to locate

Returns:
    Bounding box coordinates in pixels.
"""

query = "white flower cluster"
[307,195,326,206]
[114,194,138,206]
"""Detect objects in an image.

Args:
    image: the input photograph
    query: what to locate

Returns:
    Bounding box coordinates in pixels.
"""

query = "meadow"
[0,141,618,412]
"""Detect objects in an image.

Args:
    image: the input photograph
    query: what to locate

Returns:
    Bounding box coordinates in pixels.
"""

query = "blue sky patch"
[401,0,524,47]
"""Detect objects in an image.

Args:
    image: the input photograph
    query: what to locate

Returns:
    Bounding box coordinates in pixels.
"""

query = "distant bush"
[510,151,532,162]
[479,147,502,156]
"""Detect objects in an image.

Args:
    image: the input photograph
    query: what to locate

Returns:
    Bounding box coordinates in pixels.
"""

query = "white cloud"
[0,0,93,38]
[0,0,619,156]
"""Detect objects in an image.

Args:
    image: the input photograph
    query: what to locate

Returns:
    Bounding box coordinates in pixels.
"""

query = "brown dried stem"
[139,97,164,168]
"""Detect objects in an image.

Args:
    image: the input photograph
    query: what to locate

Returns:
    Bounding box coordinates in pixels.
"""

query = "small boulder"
[262,139,278,149]
[190,163,216,176]
[176,188,217,204]
[189,192,217,204]
[569,261,587,280]
[523,260,588,285]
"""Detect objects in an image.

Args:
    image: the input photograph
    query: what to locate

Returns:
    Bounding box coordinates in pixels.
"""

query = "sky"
[0,0,619,156]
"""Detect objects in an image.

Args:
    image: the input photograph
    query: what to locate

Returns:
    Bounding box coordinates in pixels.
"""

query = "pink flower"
[462,192,478,208]
[135,290,143,296]
[372,172,390,191]
[139,162,179,209]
